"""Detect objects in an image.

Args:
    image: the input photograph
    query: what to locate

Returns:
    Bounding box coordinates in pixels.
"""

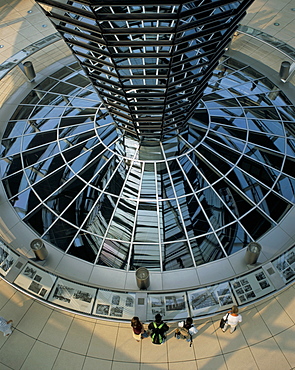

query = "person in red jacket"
[131,316,145,342]
[222,305,242,333]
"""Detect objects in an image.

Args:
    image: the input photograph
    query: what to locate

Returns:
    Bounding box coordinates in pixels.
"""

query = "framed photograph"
[28,281,42,294]
[239,295,246,303]
[0,248,8,264]
[126,296,134,307]
[34,275,42,283]
[282,267,295,281]
[246,291,256,299]
[286,251,295,265]
[112,295,120,306]
[0,242,18,276]
[1,258,14,272]
[232,281,241,289]
[39,288,47,297]
[73,290,93,303]
[244,285,252,292]
[217,287,231,296]
[151,296,164,308]
[23,266,37,279]
[255,272,266,282]
[96,304,110,316]
[259,280,270,289]
[52,284,73,303]
[218,294,234,306]
[165,295,185,311]
[189,289,217,310]
[276,260,288,271]
[48,278,96,313]
[110,306,124,317]
[240,278,249,286]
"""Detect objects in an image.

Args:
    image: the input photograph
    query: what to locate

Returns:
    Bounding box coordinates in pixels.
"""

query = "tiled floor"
[0,278,294,370]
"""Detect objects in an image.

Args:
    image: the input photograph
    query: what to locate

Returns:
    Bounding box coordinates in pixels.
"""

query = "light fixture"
[273,22,280,26]
[279,61,291,82]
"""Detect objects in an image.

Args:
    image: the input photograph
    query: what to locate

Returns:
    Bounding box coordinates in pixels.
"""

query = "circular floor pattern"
[1,56,295,272]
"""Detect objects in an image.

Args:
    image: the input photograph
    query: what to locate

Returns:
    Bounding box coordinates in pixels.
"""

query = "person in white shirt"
[222,305,242,333]
[0,316,13,336]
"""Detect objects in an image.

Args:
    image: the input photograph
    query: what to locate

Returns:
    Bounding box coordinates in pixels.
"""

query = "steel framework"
[36,0,254,140]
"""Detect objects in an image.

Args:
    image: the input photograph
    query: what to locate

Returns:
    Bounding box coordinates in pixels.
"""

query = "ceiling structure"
[36,0,254,140]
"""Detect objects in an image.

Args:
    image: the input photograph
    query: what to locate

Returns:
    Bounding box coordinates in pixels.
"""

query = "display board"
[231,267,275,305]
[14,263,57,300]
[188,282,235,316]
[93,289,136,319]
[273,246,295,283]
[0,241,19,276]
[1,240,294,321]
[147,293,188,321]
[48,278,96,313]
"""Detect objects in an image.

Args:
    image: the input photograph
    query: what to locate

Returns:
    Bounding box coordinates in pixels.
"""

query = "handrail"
[237,24,295,62]
[0,33,61,80]
[1,237,294,322]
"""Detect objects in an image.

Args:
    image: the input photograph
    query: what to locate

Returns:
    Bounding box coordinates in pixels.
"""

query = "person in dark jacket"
[175,317,198,338]
[148,313,169,344]
[175,317,198,346]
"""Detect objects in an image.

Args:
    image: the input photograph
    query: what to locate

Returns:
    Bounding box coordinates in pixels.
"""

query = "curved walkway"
[0,278,294,370]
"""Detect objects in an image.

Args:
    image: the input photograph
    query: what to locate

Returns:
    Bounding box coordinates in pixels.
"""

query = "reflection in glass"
[1,59,294,272]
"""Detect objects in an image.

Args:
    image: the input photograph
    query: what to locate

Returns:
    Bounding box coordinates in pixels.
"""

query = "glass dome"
[1,56,295,272]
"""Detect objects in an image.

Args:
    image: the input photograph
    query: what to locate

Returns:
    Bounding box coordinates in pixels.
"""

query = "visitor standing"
[148,313,169,345]
[131,316,147,342]
[0,316,13,337]
[175,317,198,343]
[222,305,242,333]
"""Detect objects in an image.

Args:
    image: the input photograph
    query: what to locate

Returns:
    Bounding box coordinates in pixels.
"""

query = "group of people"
[131,305,242,345]
[0,306,242,342]
[131,314,169,344]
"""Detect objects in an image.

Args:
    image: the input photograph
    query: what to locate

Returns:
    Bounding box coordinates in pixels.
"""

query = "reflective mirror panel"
[1,58,294,271]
